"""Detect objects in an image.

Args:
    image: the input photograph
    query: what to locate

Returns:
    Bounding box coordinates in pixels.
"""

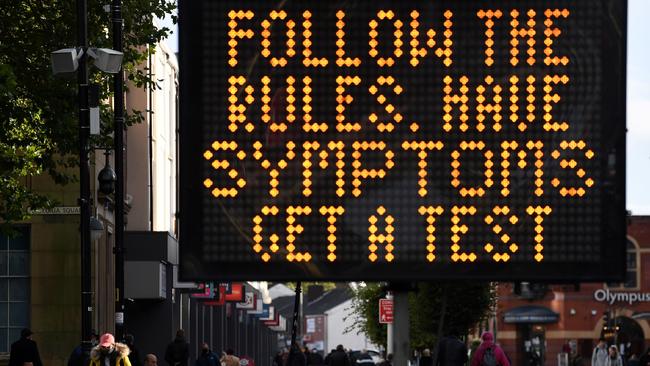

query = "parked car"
[349,350,382,365]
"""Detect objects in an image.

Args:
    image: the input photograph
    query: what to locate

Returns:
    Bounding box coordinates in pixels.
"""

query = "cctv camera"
[51,48,82,74]
[88,48,123,74]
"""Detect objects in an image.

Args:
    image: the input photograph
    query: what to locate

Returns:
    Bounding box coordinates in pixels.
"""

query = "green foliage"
[0,0,175,225]
[350,282,496,349]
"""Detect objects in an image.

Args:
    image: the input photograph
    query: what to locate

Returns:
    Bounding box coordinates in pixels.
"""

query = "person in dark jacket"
[419,349,433,366]
[639,347,650,366]
[9,328,43,366]
[307,349,324,366]
[327,345,351,366]
[165,330,190,366]
[124,334,142,366]
[274,349,287,366]
[68,331,99,366]
[287,343,306,366]
[324,350,335,366]
[435,331,468,366]
[195,343,219,366]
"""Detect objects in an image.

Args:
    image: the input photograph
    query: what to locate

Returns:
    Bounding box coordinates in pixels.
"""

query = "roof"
[304,287,353,315]
[269,283,296,299]
[269,286,354,322]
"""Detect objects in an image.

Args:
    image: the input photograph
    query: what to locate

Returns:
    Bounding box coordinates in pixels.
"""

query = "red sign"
[225,283,245,302]
[379,299,393,324]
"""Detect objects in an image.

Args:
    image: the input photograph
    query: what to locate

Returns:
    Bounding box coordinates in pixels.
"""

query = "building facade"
[495,216,650,366]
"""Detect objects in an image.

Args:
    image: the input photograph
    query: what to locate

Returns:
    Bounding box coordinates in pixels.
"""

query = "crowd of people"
[590,337,650,366]
[10,327,650,366]
[269,331,506,366]
[272,344,384,366]
[7,328,253,366]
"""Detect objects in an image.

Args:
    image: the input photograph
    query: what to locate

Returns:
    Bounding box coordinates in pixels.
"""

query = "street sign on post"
[379,299,394,324]
[179,0,627,282]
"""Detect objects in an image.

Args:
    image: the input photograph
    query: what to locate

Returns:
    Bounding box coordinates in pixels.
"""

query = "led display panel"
[179,0,626,281]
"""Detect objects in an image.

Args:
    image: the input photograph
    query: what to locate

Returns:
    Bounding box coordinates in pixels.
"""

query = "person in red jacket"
[470,332,510,366]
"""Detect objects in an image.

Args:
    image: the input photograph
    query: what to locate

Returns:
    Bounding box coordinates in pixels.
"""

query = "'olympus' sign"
[594,289,650,305]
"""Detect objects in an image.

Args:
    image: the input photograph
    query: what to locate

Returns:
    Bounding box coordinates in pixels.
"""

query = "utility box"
[125,261,167,299]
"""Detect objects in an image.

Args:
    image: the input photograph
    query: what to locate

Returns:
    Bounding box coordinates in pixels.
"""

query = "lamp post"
[75,0,93,358]
[51,0,123,357]
[111,0,126,340]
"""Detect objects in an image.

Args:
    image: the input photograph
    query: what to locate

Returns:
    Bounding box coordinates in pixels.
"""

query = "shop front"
[494,216,650,366]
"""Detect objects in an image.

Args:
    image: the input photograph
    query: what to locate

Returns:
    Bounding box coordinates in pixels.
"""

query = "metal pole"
[386,291,393,356]
[288,282,302,365]
[111,0,126,340]
[77,0,93,360]
[392,287,410,366]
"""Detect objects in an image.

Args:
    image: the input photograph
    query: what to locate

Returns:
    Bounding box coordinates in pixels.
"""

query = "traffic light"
[603,311,611,330]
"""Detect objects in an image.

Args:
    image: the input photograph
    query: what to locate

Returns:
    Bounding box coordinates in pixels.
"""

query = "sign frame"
[179,0,627,282]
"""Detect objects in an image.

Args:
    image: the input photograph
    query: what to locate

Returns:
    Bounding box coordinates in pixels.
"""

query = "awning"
[504,305,559,324]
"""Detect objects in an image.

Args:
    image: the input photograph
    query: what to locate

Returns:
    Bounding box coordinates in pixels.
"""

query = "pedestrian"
[220,349,240,366]
[165,330,190,366]
[196,343,219,366]
[68,331,99,366]
[639,347,650,366]
[324,350,335,366]
[354,350,374,366]
[287,343,306,366]
[307,349,324,366]
[327,345,351,366]
[435,330,468,366]
[88,333,132,366]
[377,354,392,366]
[124,334,142,366]
[9,328,43,366]
[144,355,159,366]
[419,349,433,366]
[470,332,510,366]
[592,338,609,366]
[569,349,583,366]
[606,345,623,366]
[273,349,285,366]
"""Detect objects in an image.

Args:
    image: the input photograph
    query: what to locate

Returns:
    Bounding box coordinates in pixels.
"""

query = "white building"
[325,298,379,352]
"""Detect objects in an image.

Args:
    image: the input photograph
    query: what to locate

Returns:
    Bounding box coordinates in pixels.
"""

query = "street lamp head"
[51,48,83,74]
[98,153,117,195]
[87,48,123,74]
[89,216,105,242]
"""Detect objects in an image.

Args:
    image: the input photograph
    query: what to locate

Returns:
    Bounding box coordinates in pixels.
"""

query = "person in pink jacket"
[470,332,510,366]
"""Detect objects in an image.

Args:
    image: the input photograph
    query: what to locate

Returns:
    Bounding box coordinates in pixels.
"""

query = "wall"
[26,157,115,366]
[325,299,378,352]
[125,41,178,234]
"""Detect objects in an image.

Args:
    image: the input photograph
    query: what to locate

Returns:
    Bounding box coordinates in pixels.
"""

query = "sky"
[159,0,650,215]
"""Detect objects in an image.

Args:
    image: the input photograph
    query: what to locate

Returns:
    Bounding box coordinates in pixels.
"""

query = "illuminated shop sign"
[594,289,650,305]
[179,0,626,281]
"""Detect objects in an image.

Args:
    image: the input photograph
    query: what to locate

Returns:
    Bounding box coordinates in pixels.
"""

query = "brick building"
[494,216,650,365]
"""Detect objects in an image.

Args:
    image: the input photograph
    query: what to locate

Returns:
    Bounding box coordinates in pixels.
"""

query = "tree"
[0,0,175,228]
[349,282,496,349]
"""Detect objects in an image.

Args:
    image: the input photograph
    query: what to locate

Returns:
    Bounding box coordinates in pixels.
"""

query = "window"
[0,226,30,352]
[607,239,638,289]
